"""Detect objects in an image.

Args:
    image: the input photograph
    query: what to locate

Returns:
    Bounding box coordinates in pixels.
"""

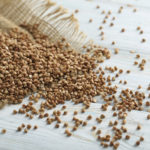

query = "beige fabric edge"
[0,0,91,52]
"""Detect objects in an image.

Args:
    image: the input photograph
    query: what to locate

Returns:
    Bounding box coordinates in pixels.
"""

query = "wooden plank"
[0,0,150,149]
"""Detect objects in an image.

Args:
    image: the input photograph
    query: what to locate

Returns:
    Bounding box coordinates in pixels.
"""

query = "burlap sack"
[0,0,91,52]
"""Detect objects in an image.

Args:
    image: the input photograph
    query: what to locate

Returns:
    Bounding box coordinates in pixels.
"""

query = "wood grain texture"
[0,0,150,150]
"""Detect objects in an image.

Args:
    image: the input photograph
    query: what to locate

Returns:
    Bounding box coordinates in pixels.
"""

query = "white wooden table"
[0,0,150,150]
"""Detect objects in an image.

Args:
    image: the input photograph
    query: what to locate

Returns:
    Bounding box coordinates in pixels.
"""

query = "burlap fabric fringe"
[0,0,92,52]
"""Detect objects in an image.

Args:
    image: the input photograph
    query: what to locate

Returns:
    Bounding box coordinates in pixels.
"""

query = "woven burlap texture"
[0,0,91,52]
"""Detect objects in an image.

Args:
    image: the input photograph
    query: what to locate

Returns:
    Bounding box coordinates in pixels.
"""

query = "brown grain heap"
[0,24,112,109]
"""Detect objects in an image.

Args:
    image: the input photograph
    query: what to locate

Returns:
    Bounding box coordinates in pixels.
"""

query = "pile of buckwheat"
[0,24,110,108]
